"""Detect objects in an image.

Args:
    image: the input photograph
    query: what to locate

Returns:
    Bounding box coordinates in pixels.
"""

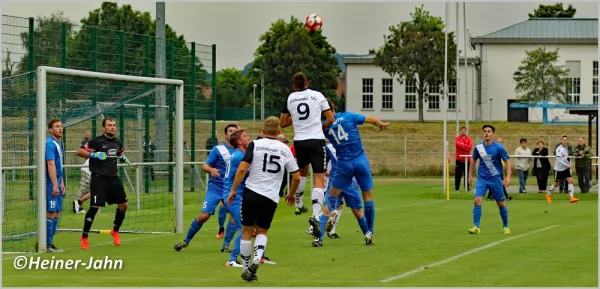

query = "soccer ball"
[305,14,323,32]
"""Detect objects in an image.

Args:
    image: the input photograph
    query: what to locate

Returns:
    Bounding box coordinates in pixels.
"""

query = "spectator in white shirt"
[515,138,532,194]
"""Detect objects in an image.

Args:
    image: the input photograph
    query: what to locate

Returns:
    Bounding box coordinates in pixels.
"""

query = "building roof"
[470,18,598,46]
[342,55,480,65]
[565,106,598,116]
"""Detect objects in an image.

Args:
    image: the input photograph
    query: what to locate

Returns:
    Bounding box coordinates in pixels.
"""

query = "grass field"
[3,179,597,287]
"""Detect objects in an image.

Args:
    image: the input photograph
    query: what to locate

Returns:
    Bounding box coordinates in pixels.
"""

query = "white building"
[343,18,598,123]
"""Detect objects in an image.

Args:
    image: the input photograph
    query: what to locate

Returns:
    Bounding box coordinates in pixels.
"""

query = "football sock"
[253,234,267,264]
[113,208,126,232]
[230,230,242,262]
[218,207,226,231]
[327,195,338,213]
[331,208,343,234]
[81,206,99,238]
[364,200,375,233]
[568,184,574,197]
[223,220,238,248]
[240,239,252,269]
[499,207,508,227]
[296,177,306,208]
[473,205,482,228]
[311,188,325,221]
[357,215,369,235]
[319,214,328,240]
[52,217,59,241]
[547,185,555,196]
[46,217,53,245]
[184,219,203,244]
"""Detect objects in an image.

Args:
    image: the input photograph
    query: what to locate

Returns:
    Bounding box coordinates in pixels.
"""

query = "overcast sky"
[3,2,598,70]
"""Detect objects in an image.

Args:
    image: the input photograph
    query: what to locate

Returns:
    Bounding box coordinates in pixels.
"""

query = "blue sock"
[52,217,59,241]
[218,207,226,230]
[357,216,369,235]
[184,219,203,244]
[499,207,508,227]
[229,230,242,262]
[222,221,238,248]
[46,218,53,245]
[327,196,337,213]
[364,201,375,234]
[319,214,328,240]
[473,205,482,228]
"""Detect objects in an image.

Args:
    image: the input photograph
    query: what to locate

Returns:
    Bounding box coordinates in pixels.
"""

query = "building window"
[594,61,598,104]
[381,78,393,109]
[362,78,373,109]
[428,85,440,110]
[448,80,457,110]
[566,78,580,104]
[404,79,417,110]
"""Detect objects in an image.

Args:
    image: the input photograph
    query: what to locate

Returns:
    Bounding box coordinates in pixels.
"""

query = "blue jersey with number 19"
[324,112,366,160]
[222,149,248,199]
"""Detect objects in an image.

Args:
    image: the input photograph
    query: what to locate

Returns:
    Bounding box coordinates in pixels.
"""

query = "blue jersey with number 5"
[325,112,366,160]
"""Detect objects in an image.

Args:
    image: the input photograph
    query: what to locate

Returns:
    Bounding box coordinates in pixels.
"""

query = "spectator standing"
[455,127,473,191]
[531,139,551,193]
[574,137,592,193]
[514,139,532,193]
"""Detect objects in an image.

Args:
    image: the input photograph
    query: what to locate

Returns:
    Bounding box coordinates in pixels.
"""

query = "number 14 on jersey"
[328,126,349,144]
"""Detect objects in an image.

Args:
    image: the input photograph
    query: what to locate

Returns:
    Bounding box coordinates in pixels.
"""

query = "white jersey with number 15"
[282,89,331,141]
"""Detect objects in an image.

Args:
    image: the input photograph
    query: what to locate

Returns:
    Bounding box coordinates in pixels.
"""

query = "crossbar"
[41,66,184,86]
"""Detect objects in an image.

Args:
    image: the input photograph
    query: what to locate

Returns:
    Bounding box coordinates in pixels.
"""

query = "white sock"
[240,240,252,270]
[330,208,343,234]
[568,184,574,197]
[311,188,325,221]
[253,234,267,264]
[547,185,555,196]
[296,177,306,208]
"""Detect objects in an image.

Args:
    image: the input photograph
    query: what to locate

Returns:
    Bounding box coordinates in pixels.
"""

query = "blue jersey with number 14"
[324,112,366,160]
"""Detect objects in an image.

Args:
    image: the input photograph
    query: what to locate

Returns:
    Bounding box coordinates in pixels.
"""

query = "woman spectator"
[531,139,551,193]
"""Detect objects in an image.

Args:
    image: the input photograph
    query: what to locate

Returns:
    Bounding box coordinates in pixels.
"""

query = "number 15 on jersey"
[328,126,349,145]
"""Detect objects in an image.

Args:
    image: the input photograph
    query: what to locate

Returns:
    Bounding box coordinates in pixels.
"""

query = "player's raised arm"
[365,116,390,131]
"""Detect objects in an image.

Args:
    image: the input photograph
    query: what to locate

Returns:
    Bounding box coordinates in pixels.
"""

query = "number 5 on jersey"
[328,126,349,144]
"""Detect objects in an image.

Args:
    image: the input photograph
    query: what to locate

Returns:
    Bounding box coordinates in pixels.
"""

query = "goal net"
[2,66,185,253]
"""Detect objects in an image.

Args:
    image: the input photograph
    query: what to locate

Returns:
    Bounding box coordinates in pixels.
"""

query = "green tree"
[248,16,340,109]
[369,5,457,122]
[514,47,569,103]
[529,3,576,18]
[3,49,16,78]
[216,68,250,107]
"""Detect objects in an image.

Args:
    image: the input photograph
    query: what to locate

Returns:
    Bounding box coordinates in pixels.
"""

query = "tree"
[216,68,251,107]
[3,49,16,78]
[369,5,457,122]
[529,3,576,18]
[514,47,569,103]
[248,16,340,109]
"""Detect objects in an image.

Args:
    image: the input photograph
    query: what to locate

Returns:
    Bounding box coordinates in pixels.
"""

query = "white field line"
[3,200,444,261]
[380,225,560,283]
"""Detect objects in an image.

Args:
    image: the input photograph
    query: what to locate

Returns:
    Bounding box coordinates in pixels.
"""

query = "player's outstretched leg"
[217,206,226,238]
[225,230,244,268]
[221,218,238,252]
[111,203,127,246]
[80,206,99,250]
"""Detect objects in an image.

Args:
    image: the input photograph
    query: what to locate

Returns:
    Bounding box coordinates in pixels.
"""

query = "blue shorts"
[326,179,363,210]
[202,190,224,215]
[46,184,63,212]
[474,176,505,202]
[331,152,373,192]
[225,197,242,224]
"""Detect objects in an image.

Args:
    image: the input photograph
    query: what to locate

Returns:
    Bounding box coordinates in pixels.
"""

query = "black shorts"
[293,139,326,173]
[90,173,128,207]
[241,188,277,230]
[554,169,572,183]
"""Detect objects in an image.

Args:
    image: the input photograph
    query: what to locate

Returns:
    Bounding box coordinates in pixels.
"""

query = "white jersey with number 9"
[282,89,331,141]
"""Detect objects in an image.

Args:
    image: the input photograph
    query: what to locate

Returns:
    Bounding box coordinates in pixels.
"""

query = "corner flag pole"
[443,2,449,195]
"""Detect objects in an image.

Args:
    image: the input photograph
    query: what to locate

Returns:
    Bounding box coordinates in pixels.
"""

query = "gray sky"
[4,2,598,70]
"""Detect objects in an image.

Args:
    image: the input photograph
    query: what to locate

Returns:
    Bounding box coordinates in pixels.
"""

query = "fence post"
[27,17,35,200]
[60,23,68,174]
[404,134,407,176]
[91,26,98,135]
[119,31,125,181]
[168,39,174,193]
[144,35,151,194]
[190,42,196,192]
[211,44,217,144]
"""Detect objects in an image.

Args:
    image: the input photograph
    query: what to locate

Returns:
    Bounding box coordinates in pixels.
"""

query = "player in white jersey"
[279,72,335,240]
[227,117,301,282]
[546,135,579,204]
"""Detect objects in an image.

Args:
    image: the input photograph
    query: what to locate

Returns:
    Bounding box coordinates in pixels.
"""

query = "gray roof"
[343,55,480,65]
[470,18,598,45]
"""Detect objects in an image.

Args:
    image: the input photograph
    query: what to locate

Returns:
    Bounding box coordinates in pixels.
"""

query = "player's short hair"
[47,118,61,129]
[536,139,545,145]
[263,116,280,136]
[460,126,467,130]
[229,129,246,147]
[102,117,116,127]
[224,124,238,134]
[292,72,308,90]
[520,138,527,143]
[482,124,495,132]
[561,134,568,139]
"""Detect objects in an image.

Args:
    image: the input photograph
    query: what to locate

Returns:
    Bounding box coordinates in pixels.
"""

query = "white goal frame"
[36,66,185,253]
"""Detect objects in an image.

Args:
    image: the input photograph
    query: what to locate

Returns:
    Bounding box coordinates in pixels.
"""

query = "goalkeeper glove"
[89,152,107,160]
[119,155,131,165]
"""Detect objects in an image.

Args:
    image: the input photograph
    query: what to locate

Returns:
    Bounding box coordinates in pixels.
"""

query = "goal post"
[35,66,185,253]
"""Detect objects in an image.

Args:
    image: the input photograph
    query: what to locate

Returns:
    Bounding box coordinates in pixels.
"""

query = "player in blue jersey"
[45,118,66,252]
[323,100,389,246]
[174,124,239,251]
[468,124,512,235]
[312,143,371,247]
